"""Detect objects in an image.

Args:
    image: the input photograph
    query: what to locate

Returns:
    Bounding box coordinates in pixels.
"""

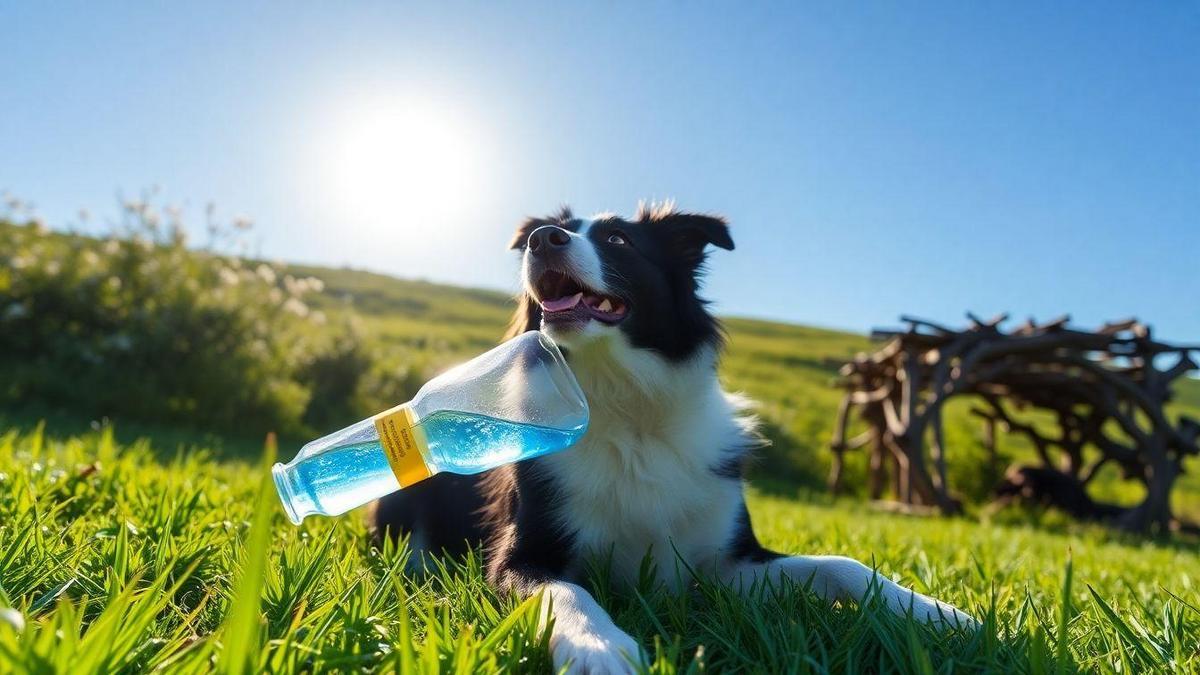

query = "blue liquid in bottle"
[273,411,586,523]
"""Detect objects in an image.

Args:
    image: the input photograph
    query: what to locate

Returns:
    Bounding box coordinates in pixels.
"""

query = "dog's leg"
[724,553,977,629]
[721,502,975,628]
[536,580,645,675]
[487,465,646,674]
[494,565,643,675]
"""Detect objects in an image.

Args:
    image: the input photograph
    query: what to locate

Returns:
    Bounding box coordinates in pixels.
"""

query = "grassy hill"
[286,261,1200,515]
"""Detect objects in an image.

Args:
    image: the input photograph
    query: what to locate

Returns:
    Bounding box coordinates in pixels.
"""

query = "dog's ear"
[652,212,734,269]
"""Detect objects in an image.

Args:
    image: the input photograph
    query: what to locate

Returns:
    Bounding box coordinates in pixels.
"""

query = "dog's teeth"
[597,298,613,312]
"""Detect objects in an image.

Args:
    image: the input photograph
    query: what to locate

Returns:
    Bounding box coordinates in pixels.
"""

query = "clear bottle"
[273,330,588,524]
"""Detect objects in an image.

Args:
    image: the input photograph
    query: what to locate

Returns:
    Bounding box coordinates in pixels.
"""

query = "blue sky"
[3,2,1198,340]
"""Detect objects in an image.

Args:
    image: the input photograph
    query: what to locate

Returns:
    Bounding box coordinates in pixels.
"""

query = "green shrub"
[0,199,346,437]
[297,318,426,431]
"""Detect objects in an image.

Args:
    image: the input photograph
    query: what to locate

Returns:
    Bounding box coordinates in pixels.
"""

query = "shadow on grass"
[744,417,830,498]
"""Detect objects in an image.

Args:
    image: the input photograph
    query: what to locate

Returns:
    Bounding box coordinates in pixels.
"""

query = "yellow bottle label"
[373,404,432,488]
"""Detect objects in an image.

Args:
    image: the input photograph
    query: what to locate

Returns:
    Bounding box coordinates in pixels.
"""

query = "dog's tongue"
[541,292,583,312]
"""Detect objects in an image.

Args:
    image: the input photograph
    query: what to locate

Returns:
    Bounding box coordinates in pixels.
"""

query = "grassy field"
[2,425,1199,673]
[4,241,1200,672]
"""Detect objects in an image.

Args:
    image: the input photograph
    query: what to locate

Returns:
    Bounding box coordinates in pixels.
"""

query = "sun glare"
[326,99,485,231]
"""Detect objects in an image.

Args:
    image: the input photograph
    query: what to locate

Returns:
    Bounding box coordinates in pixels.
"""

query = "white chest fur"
[540,335,751,587]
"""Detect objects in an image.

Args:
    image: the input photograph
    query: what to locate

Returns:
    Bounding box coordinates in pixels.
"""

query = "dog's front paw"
[551,625,645,675]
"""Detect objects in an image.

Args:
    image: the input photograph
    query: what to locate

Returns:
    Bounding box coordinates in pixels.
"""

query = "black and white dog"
[373,204,975,673]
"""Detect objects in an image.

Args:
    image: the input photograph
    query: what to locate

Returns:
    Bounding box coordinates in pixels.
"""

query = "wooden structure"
[829,314,1200,533]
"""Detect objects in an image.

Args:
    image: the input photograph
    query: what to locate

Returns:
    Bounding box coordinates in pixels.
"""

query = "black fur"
[369,472,487,556]
[481,462,579,594]
[726,503,782,565]
[710,453,745,481]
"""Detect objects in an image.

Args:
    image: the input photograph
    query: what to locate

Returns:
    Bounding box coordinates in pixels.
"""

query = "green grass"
[2,425,1199,673]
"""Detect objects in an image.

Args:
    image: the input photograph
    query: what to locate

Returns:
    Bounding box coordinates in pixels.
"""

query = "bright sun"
[326,99,484,230]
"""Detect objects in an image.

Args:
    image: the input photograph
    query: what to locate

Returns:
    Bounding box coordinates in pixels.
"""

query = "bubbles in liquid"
[421,410,582,473]
[289,442,399,517]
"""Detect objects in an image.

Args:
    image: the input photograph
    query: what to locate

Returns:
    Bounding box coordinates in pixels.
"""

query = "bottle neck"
[272,462,316,525]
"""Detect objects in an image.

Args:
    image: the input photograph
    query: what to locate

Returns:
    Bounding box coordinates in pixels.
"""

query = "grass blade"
[216,433,278,675]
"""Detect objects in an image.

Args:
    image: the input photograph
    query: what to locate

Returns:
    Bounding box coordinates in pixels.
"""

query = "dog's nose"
[527,225,571,254]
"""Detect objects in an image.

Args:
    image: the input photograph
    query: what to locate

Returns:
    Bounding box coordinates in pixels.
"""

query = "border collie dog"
[373,204,975,673]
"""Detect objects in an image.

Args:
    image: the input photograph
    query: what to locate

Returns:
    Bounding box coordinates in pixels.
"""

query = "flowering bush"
[0,197,360,437]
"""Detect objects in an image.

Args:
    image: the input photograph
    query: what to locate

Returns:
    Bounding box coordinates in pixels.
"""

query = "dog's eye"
[607,233,627,245]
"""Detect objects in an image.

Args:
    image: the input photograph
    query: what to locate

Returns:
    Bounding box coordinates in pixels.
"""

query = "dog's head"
[506,203,733,364]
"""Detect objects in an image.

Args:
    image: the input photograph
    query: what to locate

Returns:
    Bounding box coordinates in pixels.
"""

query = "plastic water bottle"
[273,330,588,524]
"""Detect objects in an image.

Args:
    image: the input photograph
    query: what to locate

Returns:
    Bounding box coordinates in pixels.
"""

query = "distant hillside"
[285,261,1200,507]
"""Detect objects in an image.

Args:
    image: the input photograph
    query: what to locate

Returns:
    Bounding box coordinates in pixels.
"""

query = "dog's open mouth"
[534,270,628,325]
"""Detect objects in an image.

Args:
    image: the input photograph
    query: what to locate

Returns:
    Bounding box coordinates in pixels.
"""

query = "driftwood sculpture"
[829,314,1199,534]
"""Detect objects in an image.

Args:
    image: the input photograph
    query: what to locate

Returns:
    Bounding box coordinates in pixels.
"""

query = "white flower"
[44,261,61,276]
[81,250,100,267]
[306,277,325,293]
[255,264,276,285]
[282,297,309,317]
[30,218,47,235]
[268,287,283,304]
[106,276,123,291]
[103,239,121,255]
[10,256,28,270]
[310,310,327,325]
[218,267,240,286]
